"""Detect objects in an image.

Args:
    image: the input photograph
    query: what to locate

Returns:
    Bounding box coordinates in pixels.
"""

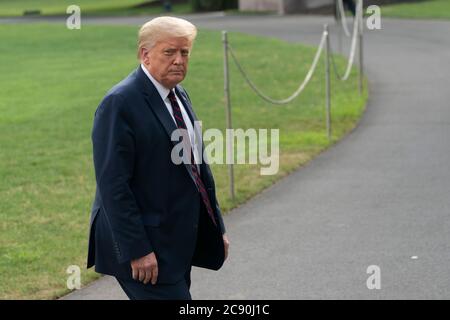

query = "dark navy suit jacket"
[87,66,226,284]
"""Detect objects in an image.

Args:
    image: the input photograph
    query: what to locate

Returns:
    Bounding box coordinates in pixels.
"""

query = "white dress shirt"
[140,64,201,167]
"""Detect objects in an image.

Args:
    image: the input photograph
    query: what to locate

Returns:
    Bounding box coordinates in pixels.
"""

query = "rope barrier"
[227,32,327,105]
[226,0,363,105]
[330,0,362,81]
[221,0,365,199]
[337,0,351,37]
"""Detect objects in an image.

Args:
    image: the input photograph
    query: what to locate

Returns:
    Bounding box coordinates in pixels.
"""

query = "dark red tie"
[168,90,217,226]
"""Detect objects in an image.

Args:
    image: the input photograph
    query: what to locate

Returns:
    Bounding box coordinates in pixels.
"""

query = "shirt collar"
[140,64,172,100]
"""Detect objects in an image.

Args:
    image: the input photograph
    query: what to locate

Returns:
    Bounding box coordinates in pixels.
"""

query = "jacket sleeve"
[92,93,152,264]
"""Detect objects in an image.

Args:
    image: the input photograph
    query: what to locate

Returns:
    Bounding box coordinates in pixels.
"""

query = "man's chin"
[164,76,185,88]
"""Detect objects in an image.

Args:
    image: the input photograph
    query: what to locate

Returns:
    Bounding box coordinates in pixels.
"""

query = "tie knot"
[168,90,177,103]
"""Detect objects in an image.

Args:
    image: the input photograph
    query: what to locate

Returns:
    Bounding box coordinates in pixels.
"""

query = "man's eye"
[164,50,175,55]
[181,51,189,56]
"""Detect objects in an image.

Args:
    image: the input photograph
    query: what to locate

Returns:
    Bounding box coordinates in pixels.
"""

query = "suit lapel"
[175,87,197,125]
[175,87,214,189]
[174,86,204,168]
[135,67,198,190]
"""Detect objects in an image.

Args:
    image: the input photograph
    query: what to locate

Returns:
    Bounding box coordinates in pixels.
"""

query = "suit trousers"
[115,265,192,300]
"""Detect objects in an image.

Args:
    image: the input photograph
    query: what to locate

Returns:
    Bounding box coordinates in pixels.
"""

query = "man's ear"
[140,48,150,65]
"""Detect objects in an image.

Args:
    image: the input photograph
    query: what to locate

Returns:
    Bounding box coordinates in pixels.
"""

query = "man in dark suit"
[87,16,229,300]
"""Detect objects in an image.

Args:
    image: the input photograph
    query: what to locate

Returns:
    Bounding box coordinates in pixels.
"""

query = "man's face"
[142,37,191,89]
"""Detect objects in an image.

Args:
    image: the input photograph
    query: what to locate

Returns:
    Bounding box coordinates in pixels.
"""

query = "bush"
[191,0,238,12]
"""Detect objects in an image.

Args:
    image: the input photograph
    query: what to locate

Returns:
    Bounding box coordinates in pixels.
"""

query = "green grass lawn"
[0,24,366,299]
[0,0,192,17]
[381,0,450,20]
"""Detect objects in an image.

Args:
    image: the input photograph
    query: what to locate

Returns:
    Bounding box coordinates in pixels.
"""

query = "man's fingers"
[130,252,158,284]
[151,265,158,285]
[143,269,152,285]
[132,267,138,281]
[142,265,157,285]
[138,269,145,282]
[223,235,230,261]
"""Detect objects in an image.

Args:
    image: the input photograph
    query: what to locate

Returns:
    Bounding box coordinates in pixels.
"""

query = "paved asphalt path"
[5,13,449,299]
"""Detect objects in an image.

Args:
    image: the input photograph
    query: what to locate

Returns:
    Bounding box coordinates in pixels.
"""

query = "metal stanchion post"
[222,31,235,202]
[324,25,331,142]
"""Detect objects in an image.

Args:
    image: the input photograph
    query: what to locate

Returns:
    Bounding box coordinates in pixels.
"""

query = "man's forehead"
[157,37,191,48]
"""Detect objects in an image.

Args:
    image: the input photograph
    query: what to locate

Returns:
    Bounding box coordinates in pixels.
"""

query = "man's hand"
[130,252,158,285]
[223,234,230,261]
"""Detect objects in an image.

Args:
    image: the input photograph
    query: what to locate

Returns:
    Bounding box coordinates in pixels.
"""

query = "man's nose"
[173,52,184,65]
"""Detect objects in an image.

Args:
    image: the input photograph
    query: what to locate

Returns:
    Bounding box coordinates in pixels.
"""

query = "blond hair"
[137,16,197,58]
